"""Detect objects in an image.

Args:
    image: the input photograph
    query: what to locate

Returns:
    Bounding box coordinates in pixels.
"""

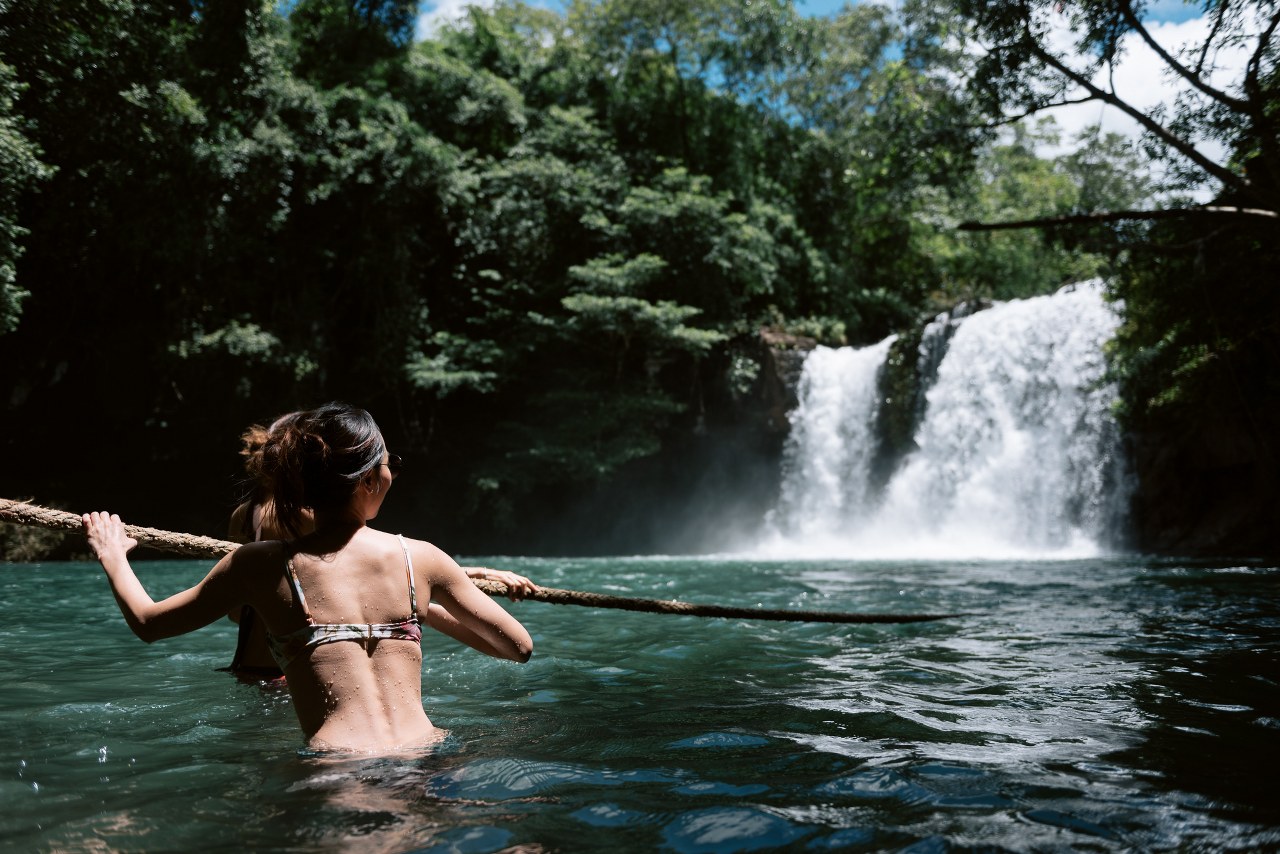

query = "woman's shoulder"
[383,532,459,575]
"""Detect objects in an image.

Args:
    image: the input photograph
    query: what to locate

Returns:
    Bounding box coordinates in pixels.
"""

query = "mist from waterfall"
[758,281,1131,559]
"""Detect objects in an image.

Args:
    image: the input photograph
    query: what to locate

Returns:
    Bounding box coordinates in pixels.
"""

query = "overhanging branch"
[979,95,1097,129]
[957,205,1279,231]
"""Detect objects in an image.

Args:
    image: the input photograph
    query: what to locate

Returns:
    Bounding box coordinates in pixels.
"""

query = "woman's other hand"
[463,567,538,601]
[82,511,138,563]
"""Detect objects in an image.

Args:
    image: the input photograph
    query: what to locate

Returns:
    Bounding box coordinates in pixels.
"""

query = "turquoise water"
[2,556,1278,852]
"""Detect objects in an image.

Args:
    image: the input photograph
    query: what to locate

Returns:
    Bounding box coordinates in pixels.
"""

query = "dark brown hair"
[245,403,385,538]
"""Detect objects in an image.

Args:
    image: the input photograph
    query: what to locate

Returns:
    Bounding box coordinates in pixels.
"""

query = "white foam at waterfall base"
[756,281,1130,560]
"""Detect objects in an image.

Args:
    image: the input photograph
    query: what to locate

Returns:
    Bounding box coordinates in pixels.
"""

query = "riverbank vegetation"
[1,0,1275,555]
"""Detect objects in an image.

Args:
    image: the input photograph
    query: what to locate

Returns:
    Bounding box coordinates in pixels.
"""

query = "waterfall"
[771,338,898,539]
[760,281,1130,559]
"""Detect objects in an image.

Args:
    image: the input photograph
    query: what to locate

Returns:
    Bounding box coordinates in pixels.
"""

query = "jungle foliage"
[0,0,1268,551]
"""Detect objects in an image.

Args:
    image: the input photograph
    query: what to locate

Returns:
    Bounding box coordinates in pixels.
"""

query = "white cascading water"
[771,337,898,538]
[759,281,1130,559]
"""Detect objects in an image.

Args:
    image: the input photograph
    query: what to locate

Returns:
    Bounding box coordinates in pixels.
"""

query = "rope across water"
[1,499,965,624]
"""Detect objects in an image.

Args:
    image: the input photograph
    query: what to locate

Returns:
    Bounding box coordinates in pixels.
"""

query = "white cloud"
[1034,13,1252,195]
[416,0,496,41]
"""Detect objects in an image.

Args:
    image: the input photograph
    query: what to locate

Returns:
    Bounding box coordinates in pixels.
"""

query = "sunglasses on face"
[381,454,403,479]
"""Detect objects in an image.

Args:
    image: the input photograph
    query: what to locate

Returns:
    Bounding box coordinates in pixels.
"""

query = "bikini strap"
[396,534,417,616]
[283,555,314,622]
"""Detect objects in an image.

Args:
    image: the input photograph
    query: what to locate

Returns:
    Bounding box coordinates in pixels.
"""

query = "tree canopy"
[0,0,1273,553]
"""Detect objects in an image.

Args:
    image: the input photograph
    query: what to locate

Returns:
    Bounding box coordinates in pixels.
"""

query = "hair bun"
[302,431,330,460]
[239,425,270,458]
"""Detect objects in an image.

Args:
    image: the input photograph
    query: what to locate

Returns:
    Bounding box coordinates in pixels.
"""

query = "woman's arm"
[415,541,533,663]
[84,511,249,643]
[424,603,518,657]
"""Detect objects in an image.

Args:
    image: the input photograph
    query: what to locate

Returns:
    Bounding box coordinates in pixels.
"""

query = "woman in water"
[83,402,534,752]
[225,413,537,681]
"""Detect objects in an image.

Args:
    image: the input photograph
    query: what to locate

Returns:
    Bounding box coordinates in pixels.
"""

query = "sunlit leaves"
[404,331,502,396]
[0,61,50,335]
[568,252,668,294]
[561,293,725,354]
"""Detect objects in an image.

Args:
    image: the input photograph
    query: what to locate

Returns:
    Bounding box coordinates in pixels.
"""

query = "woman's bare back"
[253,529,435,751]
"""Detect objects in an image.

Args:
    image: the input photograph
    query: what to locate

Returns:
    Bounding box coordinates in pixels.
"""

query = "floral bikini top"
[266,534,423,672]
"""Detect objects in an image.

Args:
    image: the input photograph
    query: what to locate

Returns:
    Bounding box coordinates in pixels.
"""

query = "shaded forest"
[1,0,1276,555]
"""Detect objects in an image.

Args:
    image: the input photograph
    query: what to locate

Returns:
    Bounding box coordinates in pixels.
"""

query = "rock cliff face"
[1128,420,1280,557]
[755,327,816,435]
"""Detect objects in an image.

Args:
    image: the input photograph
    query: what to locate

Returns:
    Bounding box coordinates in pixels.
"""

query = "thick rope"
[2,499,238,557]
[1,499,964,624]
